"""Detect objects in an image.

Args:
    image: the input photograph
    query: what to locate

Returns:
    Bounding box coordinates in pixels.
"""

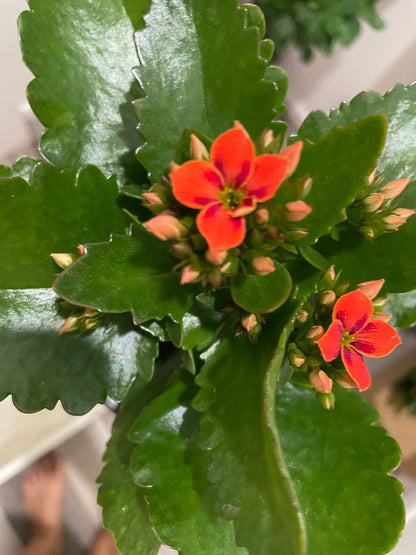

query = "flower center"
[341,330,355,348]
[218,185,245,210]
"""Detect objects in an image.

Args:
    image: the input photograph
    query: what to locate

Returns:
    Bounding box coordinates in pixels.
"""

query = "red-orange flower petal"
[210,127,255,187]
[170,160,223,209]
[228,196,257,218]
[245,154,288,202]
[332,290,373,334]
[317,319,343,362]
[341,346,371,391]
[352,320,401,357]
[197,202,246,250]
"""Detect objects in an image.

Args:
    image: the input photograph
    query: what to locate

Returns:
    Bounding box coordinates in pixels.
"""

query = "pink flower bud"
[336,373,357,389]
[181,264,200,284]
[279,141,303,179]
[306,325,324,342]
[170,242,193,259]
[252,256,275,276]
[170,162,180,173]
[190,134,209,161]
[241,313,258,332]
[372,297,386,308]
[393,208,415,220]
[205,248,227,265]
[59,315,79,334]
[207,269,222,288]
[77,244,86,256]
[50,252,75,269]
[361,193,384,212]
[372,312,392,322]
[143,214,187,241]
[142,192,163,206]
[254,208,269,224]
[359,225,376,240]
[296,309,308,323]
[356,279,384,300]
[368,167,377,184]
[379,178,410,200]
[318,290,336,307]
[309,369,333,394]
[261,129,274,148]
[383,214,407,231]
[284,200,312,222]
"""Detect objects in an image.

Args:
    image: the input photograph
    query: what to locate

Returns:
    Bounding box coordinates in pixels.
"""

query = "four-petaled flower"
[317,289,401,391]
[170,122,291,251]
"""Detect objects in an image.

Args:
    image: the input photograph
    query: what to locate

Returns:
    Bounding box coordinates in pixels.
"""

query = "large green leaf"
[54,225,197,324]
[19,0,149,182]
[133,0,283,180]
[276,384,404,555]
[0,164,127,289]
[384,290,416,328]
[289,115,386,246]
[129,373,245,554]
[0,289,157,414]
[193,303,307,555]
[98,375,161,555]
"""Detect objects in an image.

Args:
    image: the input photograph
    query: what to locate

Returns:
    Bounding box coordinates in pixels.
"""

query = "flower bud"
[252,256,275,276]
[288,344,306,368]
[336,373,357,389]
[144,214,187,241]
[254,208,269,224]
[190,134,209,161]
[372,297,386,308]
[207,268,222,288]
[241,313,258,332]
[372,312,392,322]
[284,200,312,222]
[358,225,376,240]
[170,242,193,259]
[170,162,180,173]
[317,392,335,410]
[279,141,303,179]
[309,369,333,394]
[220,257,239,275]
[77,244,85,256]
[368,167,377,184]
[59,315,79,334]
[379,178,409,200]
[51,252,75,269]
[361,193,384,213]
[317,290,336,307]
[392,208,415,220]
[296,309,308,324]
[142,192,163,206]
[356,279,384,300]
[205,248,227,265]
[306,325,324,342]
[382,214,407,231]
[181,264,200,284]
[285,229,308,242]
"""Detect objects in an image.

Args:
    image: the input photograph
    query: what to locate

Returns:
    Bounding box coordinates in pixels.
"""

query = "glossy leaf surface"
[98,376,161,555]
[0,289,157,414]
[20,0,148,181]
[385,290,416,328]
[54,226,197,324]
[0,164,127,289]
[130,374,245,554]
[133,0,283,180]
[277,384,404,555]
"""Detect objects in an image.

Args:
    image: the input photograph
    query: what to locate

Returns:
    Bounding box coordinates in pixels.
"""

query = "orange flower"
[170,123,292,251]
[317,290,401,391]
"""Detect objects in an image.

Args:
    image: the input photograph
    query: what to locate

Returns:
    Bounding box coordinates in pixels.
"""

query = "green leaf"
[98,376,161,555]
[0,164,127,289]
[182,302,225,351]
[292,115,386,246]
[193,303,307,555]
[231,261,292,313]
[0,289,157,414]
[0,157,38,180]
[19,0,149,182]
[54,225,197,324]
[133,0,283,180]
[294,84,416,184]
[385,290,416,328]
[130,373,245,554]
[276,384,404,555]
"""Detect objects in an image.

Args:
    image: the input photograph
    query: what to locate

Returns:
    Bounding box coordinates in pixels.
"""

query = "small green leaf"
[98,376,161,555]
[133,0,283,180]
[0,289,157,414]
[0,157,38,180]
[276,384,404,555]
[129,373,245,554]
[293,115,386,246]
[19,0,149,181]
[231,261,292,313]
[54,226,197,324]
[182,302,225,351]
[298,245,331,271]
[385,290,416,328]
[0,164,127,289]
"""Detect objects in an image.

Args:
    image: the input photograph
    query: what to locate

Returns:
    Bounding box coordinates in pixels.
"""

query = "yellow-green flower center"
[218,185,245,210]
[341,330,355,348]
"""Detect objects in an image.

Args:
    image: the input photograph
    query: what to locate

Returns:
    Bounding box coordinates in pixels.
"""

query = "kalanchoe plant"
[2,0,416,553]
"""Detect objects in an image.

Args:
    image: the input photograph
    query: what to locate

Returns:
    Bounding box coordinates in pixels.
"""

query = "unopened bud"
[144,214,187,241]
[279,141,303,179]
[241,313,258,332]
[302,177,313,196]
[190,134,209,160]
[252,256,275,276]
[181,264,200,284]
[336,373,357,389]
[368,168,377,184]
[358,225,376,240]
[170,242,193,259]
[372,312,392,322]
[254,208,269,224]
[361,193,384,212]
[59,315,79,334]
[142,192,163,206]
[205,249,227,265]
[356,279,384,300]
[309,369,333,394]
[296,309,308,324]
[284,200,312,222]
[317,391,335,410]
[372,297,386,308]
[285,229,308,242]
[317,290,336,307]
[306,325,325,342]
[379,178,410,200]
[207,269,222,288]
[77,244,85,256]
[393,208,415,220]
[220,257,239,275]
[383,214,407,231]
[261,129,274,148]
[51,252,75,269]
